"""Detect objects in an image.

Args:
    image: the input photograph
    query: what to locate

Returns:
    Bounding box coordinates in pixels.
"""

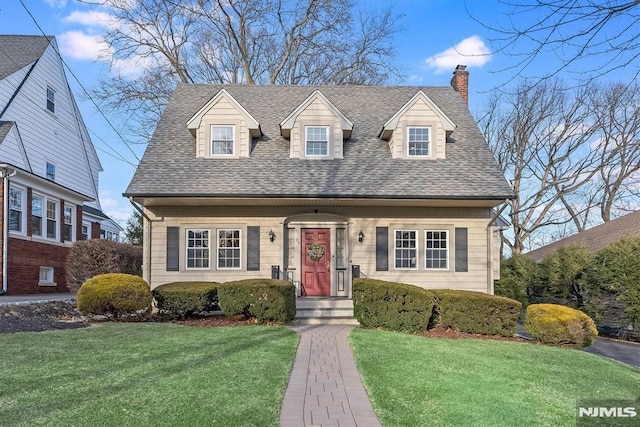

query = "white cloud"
[44,0,68,8]
[424,36,491,74]
[58,31,109,61]
[63,11,116,28]
[99,191,133,226]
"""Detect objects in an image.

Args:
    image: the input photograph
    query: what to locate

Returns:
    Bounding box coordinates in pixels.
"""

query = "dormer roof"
[280,90,354,139]
[379,90,456,140]
[186,88,261,138]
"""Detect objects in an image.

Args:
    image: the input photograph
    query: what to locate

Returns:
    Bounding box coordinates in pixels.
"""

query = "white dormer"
[280,90,353,159]
[379,91,456,160]
[187,89,261,159]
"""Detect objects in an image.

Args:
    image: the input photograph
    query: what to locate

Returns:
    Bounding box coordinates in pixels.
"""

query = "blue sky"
[0,0,629,226]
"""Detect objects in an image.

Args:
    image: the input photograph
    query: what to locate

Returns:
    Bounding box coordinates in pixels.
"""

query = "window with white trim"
[46,200,58,239]
[408,127,430,157]
[394,230,417,269]
[32,195,44,236]
[8,187,23,232]
[81,222,90,240]
[211,125,234,155]
[217,229,241,269]
[46,162,56,181]
[46,86,55,113]
[186,229,210,269]
[63,205,74,242]
[39,267,55,285]
[305,126,329,156]
[425,230,448,269]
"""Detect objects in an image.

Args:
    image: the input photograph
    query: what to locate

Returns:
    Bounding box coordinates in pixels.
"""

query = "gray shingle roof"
[0,121,14,144]
[0,35,52,80]
[525,211,640,262]
[125,84,513,200]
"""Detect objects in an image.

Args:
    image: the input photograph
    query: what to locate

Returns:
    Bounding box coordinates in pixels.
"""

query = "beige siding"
[390,98,446,159]
[290,98,344,159]
[144,205,496,294]
[196,95,251,158]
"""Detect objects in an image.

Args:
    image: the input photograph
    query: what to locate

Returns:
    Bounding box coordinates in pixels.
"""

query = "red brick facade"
[450,65,469,105]
[5,238,70,295]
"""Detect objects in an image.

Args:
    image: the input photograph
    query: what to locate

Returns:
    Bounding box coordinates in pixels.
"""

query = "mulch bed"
[0,301,88,334]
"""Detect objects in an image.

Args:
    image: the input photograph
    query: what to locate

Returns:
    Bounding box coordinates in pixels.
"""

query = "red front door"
[301,228,331,296]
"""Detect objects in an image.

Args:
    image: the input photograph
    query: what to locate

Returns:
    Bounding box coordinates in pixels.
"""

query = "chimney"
[450,65,469,105]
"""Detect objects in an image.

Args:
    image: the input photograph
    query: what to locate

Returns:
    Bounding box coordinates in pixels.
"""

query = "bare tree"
[82,0,401,140]
[479,79,600,254]
[472,0,640,84]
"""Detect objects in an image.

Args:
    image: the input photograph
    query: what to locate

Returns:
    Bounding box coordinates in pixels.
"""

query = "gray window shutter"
[455,228,468,272]
[166,227,179,271]
[247,226,260,271]
[376,227,388,271]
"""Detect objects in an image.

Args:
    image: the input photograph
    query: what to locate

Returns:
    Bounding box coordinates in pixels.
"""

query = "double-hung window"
[8,187,23,232]
[32,195,44,236]
[425,230,448,269]
[408,127,430,157]
[63,205,74,242]
[211,125,234,155]
[46,86,55,113]
[305,126,329,156]
[186,229,210,269]
[46,200,58,239]
[46,162,56,181]
[217,229,241,269]
[394,230,417,269]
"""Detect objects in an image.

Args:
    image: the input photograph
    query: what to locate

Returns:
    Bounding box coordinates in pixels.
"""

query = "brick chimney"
[450,65,469,105]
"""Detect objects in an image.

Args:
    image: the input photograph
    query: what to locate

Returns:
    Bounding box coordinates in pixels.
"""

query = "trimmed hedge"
[431,290,522,337]
[217,279,296,324]
[152,282,220,317]
[525,303,598,347]
[77,273,152,318]
[352,278,434,333]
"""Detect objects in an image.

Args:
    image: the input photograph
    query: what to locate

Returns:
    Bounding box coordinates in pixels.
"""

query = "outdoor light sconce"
[358,230,365,243]
[269,230,276,242]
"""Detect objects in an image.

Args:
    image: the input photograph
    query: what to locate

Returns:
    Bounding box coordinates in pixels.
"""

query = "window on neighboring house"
[9,187,23,232]
[186,229,210,269]
[32,195,43,236]
[81,223,90,240]
[46,200,57,239]
[211,125,234,155]
[46,162,55,181]
[46,86,55,113]
[407,127,430,157]
[39,267,55,285]
[394,230,417,269]
[63,205,74,242]
[305,126,329,156]
[217,229,241,269]
[425,230,448,269]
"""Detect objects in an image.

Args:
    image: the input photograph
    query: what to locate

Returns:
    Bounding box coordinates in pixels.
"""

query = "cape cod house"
[0,35,122,295]
[125,66,513,298]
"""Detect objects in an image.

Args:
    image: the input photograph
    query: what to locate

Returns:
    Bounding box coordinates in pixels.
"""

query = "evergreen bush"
[525,303,597,347]
[217,279,295,324]
[153,282,220,317]
[77,273,152,318]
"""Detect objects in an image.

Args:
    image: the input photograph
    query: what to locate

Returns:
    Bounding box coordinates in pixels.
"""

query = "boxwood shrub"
[525,303,598,347]
[77,273,152,318]
[431,290,522,337]
[352,278,434,333]
[152,282,220,317]
[217,279,296,324]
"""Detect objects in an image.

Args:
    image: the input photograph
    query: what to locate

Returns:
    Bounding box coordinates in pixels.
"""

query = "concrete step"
[290,317,360,326]
[296,299,353,309]
[296,307,354,318]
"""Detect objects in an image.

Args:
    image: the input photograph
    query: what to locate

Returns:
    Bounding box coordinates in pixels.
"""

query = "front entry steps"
[292,297,359,325]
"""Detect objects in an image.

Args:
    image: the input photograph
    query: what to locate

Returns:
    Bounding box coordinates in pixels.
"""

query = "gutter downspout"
[1,165,17,295]
[487,200,510,294]
[129,198,152,285]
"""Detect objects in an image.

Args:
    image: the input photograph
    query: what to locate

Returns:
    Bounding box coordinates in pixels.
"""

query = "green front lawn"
[0,323,298,427]
[350,328,639,427]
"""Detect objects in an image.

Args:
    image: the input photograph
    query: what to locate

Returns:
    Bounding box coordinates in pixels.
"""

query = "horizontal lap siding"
[291,99,343,159]
[392,99,446,159]
[196,97,250,158]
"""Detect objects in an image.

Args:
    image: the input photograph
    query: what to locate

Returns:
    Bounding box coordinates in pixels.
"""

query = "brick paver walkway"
[280,324,382,427]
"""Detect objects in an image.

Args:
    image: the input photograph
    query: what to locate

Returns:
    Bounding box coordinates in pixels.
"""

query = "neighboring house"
[525,211,640,262]
[0,35,123,295]
[125,66,513,297]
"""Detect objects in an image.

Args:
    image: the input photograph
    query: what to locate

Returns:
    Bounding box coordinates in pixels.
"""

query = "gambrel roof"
[126,85,513,202]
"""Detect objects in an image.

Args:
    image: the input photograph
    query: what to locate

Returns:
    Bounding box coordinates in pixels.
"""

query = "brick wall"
[5,238,70,295]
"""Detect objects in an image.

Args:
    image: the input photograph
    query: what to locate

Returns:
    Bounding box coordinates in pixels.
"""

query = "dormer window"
[408,127,431,157]
[305,126,329,157]
[211,125,234,156]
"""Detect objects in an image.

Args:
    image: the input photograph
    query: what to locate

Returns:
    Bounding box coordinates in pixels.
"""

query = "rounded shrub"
[352,278,434,333]
[77,273,152,318]
[218,279,295,324]
[431,290,522,337]
[153,282,220,317]
[525,303,597,347]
